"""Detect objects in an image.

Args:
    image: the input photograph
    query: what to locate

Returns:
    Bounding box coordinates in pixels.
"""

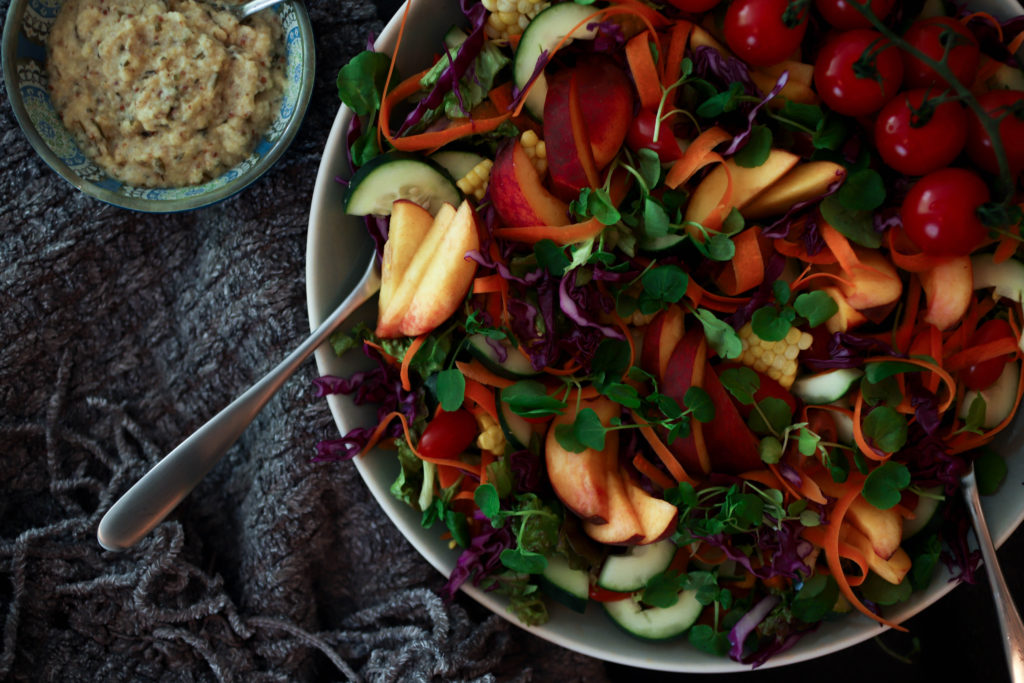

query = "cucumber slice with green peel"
[430,150,488,183]
[791,368,863,405]
[603,590,702,641]
[512,1,601,120]
[496,390,535,451]
[344,152,461,216]
[902,486,944,539]
[539,554,590,613]
[972,253,1024,307]
[597,539,677,593]
[467,334,540,379]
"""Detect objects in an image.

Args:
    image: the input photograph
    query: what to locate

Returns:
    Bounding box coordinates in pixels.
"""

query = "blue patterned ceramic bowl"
[2,0,314,212]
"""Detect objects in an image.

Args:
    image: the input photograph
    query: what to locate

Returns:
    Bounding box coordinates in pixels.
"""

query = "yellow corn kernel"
[456,158,494,201]
[484,0,550,39]
[520,130,548,176]
[476,412,506,454]
[736,322,813,389]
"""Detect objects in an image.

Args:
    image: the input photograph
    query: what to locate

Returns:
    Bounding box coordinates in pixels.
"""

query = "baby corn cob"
[481,0,550,40]
[456,158,494,200]
[737,323,813,389]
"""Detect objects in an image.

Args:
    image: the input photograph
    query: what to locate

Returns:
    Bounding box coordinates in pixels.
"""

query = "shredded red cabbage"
[728,594,780,661]
[441,510,515,601]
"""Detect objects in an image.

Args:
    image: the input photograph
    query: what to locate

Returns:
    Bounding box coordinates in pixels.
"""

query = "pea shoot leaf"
[861,461,911,510]
[693,308,743,359]
[734,124,773,168]
[684,386,715,423]
[793,290,839,328]
[772,280,792,305]
[500,547,548,574]
[718,366,760,406]
[337,51,391,116]
[643,197,671,238]
[749,396,794,436]
[534,239,571,276]
[501,381,566,418]
[791,574,839,623]
[760,435,784,464]
[819,194,882,249]
[474,483,501,520]
[864,360,925,384]
[555,408,606,452]
[751,306,794,342]
[976,448,1008,495]
[637,148,661,190]
[861,405,908,454]
[642,266,689,305]
[838,168,886,211]
[436,368,466,412]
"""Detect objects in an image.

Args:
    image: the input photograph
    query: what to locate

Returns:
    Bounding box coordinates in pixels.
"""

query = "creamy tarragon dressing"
[47,0,287,187]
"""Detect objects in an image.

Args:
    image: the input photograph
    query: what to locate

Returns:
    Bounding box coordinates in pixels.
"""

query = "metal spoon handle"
[97,258,380,551]
[237,0,286,18]
[962,468,1024,682]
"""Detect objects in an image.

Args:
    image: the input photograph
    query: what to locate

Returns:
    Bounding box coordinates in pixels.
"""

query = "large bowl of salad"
[307,0,1024,672]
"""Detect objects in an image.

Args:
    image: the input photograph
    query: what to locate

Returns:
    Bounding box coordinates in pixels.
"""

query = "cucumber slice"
[496,390,535,451]
[512,1,601,120]
[791,368,863,405]
[902,486,944,539]
[344,152,461,216]
[539,553,589,613]
[972,252,1024,307]
[467,334,539,379]
[597,539,677,593]
[430,150,487,183]
[604,590,702,641]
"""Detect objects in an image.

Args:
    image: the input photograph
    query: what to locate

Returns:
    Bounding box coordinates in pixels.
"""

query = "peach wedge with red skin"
[489,139,570,228]
[920,256,973,331]
[378,199,434,317]
[546,398,621,525]
[376,200,480,338]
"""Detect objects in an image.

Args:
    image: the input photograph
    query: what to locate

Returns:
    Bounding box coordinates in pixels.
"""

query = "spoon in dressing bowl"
[961,462,1024,682]
[221,0,288,20]
[96,252,380,551]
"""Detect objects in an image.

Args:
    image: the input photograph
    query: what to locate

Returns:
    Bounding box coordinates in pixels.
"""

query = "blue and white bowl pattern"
[5,0,313,210]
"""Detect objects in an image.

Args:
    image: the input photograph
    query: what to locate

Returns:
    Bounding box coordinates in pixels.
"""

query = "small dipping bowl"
[1,0,315,212]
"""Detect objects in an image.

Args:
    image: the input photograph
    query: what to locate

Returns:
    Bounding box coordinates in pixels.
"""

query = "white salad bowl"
[307,0,1024,672]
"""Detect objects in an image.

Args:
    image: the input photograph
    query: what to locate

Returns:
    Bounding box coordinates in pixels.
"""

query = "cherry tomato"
[961,319,1017,391]
[873,89,967,176]
[901,167,991,256]
[965,89,1024,176]
[626,108,684,163]
[723,0,809,68]
[813,0,895,30]
[813,29,903,117]
[901,16,980,89]
[417,408,479,460]
[665,0,721,11]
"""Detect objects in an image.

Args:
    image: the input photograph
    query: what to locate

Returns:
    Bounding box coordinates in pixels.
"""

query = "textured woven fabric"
[0,1,609,679]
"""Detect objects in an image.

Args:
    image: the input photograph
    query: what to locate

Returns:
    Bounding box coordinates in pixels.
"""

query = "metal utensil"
[233,0,287,19]
[97,254,380,551]
[961,463,1024,682]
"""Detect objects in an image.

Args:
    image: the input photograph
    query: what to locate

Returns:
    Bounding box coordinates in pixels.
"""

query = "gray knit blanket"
[0,0,611,679]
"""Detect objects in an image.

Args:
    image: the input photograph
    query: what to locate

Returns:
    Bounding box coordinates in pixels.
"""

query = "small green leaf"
[637,148,661,190]
[696,81,745,118]
[554,423,586,453]
[760,436,784,464]
[975,448,1008,495]
[749,396,793,436]
[642,571,686,608]
[819,194,881,249]
[591,338,633,390]
[864,361,924,384]
[799,509,821,527]
[861,461,911,510]
[337,51,392,115]
[718,366,760,406]
[684,386,715,423]
[642,265,689,305]
[797,427,821,456]
[772,280,792,306]
[751,306,793,342]
[534,239,570,276]
[794,290,839,328]
[501,381,567,418]
[861,405,908,454]
[791,574,839,623]
[688,624,731,656]
[587,188,622,225]
[694,308,743,360]
[474,483,501,520]
[500,547,548,574]
[705,233,736,261]
[860,374,904,407]
[734,124,773,168]
[573,408,607,451]
[436,368,466,412]
[838,168,886,211]
[643,197,671,238]
[601,381,643,409]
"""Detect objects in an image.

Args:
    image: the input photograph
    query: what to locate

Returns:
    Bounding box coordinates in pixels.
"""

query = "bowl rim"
[305,0,1024,673]
[1,0,317,213]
